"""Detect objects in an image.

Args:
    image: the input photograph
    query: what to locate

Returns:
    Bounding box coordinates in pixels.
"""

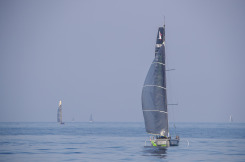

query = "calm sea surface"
[0,122,245,162]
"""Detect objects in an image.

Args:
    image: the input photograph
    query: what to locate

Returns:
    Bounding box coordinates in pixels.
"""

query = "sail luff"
[163,24,169,136]
[57,108,60,122]
[60,106,62,123]
[164,48,169,136]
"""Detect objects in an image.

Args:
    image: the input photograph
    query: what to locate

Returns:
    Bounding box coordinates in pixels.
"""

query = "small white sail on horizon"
[57,100,64,124]
[89,114,93,122]
[229,115,233,123]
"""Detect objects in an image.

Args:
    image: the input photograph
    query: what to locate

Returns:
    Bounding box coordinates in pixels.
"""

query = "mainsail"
[57,100,62,123]
[142,25,168,136]
[229,115,233,122]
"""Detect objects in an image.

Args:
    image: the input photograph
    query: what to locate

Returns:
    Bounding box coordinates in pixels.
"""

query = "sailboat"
[229,115,233,123]
[141,23,179,147]
[57,100,64,124]
[89,114,93,122]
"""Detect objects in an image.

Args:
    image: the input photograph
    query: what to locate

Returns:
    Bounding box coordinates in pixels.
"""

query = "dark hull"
[170,139,179,146]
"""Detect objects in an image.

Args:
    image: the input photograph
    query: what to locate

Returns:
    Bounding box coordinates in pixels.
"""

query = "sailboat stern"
[156,139,170,147]
[150,138,169,147]
[150,136,179,147]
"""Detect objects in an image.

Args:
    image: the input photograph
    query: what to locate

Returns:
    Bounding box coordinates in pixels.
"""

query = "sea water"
[0,122,245,162]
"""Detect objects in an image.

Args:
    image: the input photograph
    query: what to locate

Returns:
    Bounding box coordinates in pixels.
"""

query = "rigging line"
[166,69,176,71]
[172,105,177,135]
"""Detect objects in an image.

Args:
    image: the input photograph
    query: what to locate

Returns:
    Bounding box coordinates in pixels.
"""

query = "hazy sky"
[0,0,245,122]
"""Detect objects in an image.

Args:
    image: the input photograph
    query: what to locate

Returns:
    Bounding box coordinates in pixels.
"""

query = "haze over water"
[1,0,245,123]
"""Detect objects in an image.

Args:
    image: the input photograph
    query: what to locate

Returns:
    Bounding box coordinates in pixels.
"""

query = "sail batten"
[143,85,166,89]
[142,26,168,136]
[143,110,168,113]
[152,62,165,65]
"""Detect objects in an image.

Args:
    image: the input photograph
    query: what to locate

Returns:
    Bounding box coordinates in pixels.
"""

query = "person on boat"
[176,136,179,140]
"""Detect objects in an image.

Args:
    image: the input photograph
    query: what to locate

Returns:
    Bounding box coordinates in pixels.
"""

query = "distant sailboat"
[57,100,64,124]
[89,114,93,122]
[142,23,179,147]
[229,115,233,123]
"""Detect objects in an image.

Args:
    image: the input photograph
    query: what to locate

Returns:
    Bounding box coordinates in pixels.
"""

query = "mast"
[163,23,169,136]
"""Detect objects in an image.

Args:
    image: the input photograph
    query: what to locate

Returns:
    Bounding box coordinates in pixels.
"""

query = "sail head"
[155,26,165,54]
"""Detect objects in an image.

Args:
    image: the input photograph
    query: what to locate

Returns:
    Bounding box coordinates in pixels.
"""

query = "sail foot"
[143,111,168,136]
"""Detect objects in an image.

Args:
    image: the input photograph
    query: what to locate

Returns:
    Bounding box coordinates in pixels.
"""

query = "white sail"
[229,115,233,122]
[57,100,63,124]
[89,114,93,122]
